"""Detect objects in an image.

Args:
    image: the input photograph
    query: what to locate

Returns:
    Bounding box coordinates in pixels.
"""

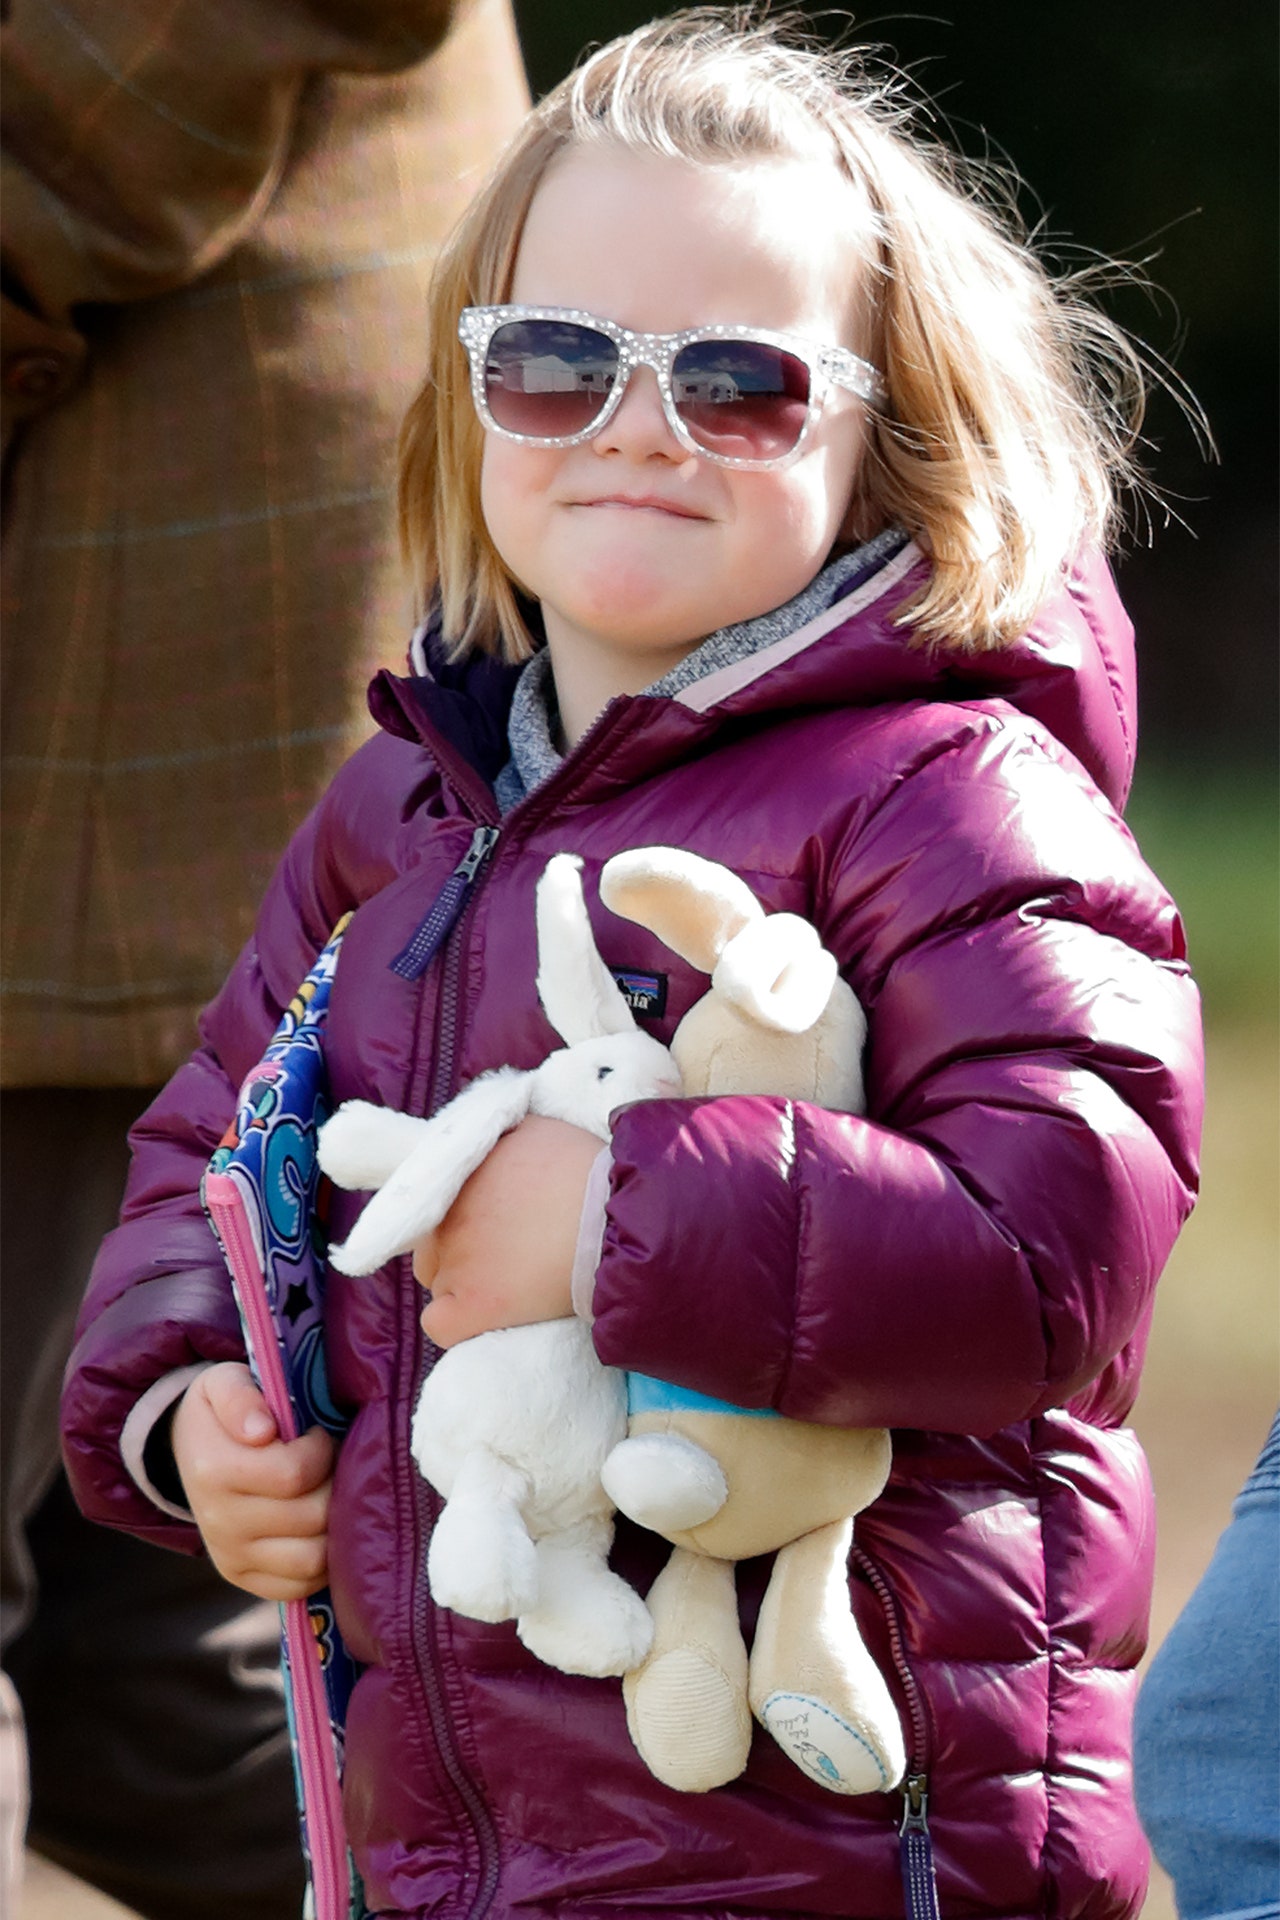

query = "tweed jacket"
[0,0,528,1087]
[64,547,1204,1918]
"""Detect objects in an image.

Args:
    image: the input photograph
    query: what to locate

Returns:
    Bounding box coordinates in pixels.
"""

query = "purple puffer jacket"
[64,541,1202,1920]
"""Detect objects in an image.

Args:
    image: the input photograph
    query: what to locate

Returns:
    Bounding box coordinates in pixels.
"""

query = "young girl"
[63,12,1203,1918]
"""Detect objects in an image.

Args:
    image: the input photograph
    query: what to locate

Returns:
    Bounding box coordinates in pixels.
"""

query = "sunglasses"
[457,305,888,471]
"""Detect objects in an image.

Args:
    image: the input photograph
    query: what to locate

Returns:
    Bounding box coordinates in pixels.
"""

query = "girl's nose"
[593,364,686,462]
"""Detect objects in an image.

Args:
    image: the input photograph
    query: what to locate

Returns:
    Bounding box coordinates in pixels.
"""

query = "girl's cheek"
[480,438,563,526]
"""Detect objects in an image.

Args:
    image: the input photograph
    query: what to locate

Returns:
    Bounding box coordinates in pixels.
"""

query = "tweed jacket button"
[3,349,77,402]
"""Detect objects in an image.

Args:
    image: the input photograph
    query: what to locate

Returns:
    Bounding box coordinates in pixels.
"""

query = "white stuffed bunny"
[317,853,680,1678]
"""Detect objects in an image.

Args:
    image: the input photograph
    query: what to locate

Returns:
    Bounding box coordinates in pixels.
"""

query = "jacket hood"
[372,542,1138,812]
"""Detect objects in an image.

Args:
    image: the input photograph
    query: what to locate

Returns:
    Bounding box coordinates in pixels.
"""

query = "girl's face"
[479,144,879,738]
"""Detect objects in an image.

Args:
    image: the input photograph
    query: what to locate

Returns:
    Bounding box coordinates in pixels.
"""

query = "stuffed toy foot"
[517,1517,653,1678]
[426,1448,538,1622]
[622,1549,750,1791]
[602,1432,728,1534]
[748,1518,906,1795]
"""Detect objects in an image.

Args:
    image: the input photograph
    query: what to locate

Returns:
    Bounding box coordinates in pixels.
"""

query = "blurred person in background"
[1134,1410,1280,1920]
[0,3,527,1914]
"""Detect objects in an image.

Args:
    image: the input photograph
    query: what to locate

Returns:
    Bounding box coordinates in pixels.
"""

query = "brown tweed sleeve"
[1,0,464,318]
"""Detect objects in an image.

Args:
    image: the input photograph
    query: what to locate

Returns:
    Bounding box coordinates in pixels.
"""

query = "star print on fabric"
[282,1281,312,1325]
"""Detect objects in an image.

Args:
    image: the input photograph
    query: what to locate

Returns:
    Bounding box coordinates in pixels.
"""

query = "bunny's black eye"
[597,1065,614,1080]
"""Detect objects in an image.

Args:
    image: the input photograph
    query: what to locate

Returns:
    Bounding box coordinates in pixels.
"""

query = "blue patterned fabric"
[203,920,368,1920]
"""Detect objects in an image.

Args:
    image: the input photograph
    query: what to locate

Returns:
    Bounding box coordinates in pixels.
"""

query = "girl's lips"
[571,494,707,519]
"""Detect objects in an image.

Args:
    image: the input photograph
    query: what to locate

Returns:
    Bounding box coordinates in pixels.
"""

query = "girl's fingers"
[206,1481,332,1545]
[219,1533,331,1601]
[202,1360,279,1445]
[213,1424,336,1500]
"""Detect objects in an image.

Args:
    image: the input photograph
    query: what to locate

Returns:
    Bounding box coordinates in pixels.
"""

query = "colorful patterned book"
[202,918,369,1920]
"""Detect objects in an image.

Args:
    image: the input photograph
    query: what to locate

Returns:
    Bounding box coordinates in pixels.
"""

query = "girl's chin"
[553,605,707,660]
[560,552,714,629]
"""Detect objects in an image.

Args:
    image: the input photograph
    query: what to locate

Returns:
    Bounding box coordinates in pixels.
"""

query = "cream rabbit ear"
[536,853,636,1046]
[714,914,839,1034]
[600,847,763,975]
[327,1068,533,1275]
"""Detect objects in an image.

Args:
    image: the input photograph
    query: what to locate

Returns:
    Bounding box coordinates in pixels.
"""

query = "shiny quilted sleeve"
[589,707,1204,1437]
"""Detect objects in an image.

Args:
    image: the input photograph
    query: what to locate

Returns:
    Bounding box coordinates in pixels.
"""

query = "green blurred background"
[513,9,1277,1911]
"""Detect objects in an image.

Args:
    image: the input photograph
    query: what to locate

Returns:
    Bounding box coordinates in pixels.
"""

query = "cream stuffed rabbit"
[595,847,905,1798]
[317,853,679,1679]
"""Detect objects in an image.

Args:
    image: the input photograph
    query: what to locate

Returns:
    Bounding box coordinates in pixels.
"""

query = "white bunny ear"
[327,1068,533,1275]
[600,847,763,975]
[318,1101,434,1192]
[713,914,839,1034]
[535,853,636,1046]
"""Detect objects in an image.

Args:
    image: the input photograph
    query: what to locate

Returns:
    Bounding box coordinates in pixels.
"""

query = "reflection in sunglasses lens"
[480,322,814,460]
[484,321,618,438]
[672,340,810,458]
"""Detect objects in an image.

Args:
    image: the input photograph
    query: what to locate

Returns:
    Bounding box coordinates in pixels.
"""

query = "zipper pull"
[898,1772,941,1920]
[390,826,499,981]
[454,824,500,883]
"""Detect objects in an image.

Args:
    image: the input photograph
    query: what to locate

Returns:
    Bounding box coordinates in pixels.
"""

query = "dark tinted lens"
[671,339,810,458]
[482,320,618,438]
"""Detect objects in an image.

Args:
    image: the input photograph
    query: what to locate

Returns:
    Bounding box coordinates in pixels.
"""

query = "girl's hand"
[413,1115,602,1348]
[171,1361,334,1601]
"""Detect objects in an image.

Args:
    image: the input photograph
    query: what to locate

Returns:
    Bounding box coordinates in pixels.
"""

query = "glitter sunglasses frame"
[457,304,888,471]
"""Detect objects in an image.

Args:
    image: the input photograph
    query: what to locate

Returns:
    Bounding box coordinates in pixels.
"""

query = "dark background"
[513,4,1278,775]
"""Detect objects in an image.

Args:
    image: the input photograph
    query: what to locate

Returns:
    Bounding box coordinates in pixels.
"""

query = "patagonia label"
[609,967,667,1019]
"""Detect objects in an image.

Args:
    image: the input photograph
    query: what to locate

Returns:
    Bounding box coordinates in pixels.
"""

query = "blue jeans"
[1134,1410,1280,1920]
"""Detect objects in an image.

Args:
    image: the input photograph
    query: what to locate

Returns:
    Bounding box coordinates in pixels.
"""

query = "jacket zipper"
[852,1544,941,1920]
[405,1323,502,1919]
[400,827,504,1918]
[378,699,691,1910]
[388,716,650,1909]
[898,1771,941,1920]
[390,824,500,980]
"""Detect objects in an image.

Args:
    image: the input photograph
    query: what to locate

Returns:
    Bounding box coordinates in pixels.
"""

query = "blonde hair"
[399,6,1147,660]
